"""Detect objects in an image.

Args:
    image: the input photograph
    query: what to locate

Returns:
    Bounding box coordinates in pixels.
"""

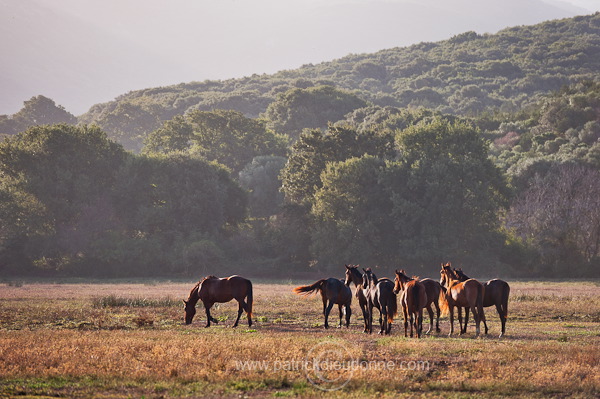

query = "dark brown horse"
[439,264,486,337]
[362,268,397,335]
[184,275,253,328]
[394,269,441,334]
[344,265,370,333]
[393,270,428,338]
[294,278,352,329]
[454,268,510,337]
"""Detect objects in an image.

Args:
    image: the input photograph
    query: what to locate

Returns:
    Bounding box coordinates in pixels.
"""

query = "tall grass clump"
[92,295,179,308]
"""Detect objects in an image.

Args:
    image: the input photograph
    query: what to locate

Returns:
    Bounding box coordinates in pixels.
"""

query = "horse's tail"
[293,279,327,296]
[501,282,510,321]
[476,282,485,322]
[388,292,398,324]
[246,280,253,318]
[412,283,421,312]
[439,286,450,317]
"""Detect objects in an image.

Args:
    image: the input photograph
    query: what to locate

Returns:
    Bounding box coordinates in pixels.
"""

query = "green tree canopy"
[263,85,368,140]
[144,109,288,174]
[0,95,77,135]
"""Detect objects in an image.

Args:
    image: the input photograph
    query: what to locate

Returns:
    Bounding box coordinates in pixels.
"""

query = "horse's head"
[344,264,361,286]
[393,269,409,294]
[440,262,457,287]
[453,268,469,282]
[363,268,377,288]
[183,299,196,325]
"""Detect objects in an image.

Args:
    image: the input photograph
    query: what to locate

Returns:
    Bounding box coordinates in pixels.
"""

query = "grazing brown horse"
[344,265,370,333]
[454,268,510,337]
[184,275,253,328]
[362,268,397,335]
[439,264,486,337]
[393,270,428,338]
[394,270,441,334]
[294,278,352,329]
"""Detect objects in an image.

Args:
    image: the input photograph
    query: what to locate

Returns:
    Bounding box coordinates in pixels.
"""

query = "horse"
[393,269,441,335]
[453,268,510,338]
[393,270,428,338]
[344,264,370,333]
[184,275,253,328]
[439,263,486,337]
[362,268,397,335]
[293,278,352,329]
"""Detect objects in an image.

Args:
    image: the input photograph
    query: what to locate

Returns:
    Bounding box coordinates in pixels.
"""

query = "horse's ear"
[400,269,405,274]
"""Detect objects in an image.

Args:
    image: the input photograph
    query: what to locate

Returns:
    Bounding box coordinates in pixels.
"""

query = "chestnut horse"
[439,264,486,337]
[184,275,253,327]
[393,270,428,338]
[394,269,441,334]
[363,268,397,335]
[454,268,510,337]
[293,278,352,329]
[344,265,370,333]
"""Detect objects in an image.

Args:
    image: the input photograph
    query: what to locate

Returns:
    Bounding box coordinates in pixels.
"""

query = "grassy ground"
[0,279,598,398]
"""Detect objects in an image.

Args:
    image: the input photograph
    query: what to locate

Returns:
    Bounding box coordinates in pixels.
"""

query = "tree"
[505,163,600,275]
[280,125,394,205]
[264,85,368,140]
[0,95,77,135]
[144,110,288,175]
[0,124,128,271]
[311,155,395,267]
[238,156,287,218]
[391,118,510,267]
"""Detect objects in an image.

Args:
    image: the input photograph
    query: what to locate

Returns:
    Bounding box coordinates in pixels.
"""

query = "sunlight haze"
[1,0,597,115]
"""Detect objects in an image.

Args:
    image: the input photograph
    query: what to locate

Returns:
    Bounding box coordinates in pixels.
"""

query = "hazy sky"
[1,0,598,115]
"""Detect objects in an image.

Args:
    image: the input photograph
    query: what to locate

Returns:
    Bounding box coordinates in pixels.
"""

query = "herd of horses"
[183,263,510,338]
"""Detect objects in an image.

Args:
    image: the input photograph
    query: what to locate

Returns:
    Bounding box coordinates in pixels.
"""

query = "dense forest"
[0,14,599,278]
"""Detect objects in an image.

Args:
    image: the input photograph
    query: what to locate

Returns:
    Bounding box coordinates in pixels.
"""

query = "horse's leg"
[403,304,409,337]
[204,302,215,328]
[478,301,486,337]
[409,310,414,338]
[497,302,506,338]
[380,306,387,335]
[470,305,480,337]
[337,304,343,328]
[360,300,369,333]
[462,307,469,334]
[232,300,244,328]
[448,306,454,337]
[345,304,351,328]
[434,300,441,333]
[457,307,464,335]
[425,304,434,334]
[324,300,334,329]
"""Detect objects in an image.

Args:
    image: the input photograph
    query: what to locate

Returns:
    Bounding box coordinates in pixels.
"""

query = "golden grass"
[0,280,598,398]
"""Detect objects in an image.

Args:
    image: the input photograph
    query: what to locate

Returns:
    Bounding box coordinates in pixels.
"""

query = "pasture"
[0,278,599,398]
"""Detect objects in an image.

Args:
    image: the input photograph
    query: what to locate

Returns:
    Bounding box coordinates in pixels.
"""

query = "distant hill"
[73,13,600,150]
[1,0,587,116]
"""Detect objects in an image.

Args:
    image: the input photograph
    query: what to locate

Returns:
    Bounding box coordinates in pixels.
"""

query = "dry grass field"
[0,278,599,398]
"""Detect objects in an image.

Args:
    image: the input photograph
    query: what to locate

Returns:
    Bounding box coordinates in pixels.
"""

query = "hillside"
[77,13,600,150]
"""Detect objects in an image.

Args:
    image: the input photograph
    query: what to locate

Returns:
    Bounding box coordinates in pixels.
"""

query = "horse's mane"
[201,275,217,282]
